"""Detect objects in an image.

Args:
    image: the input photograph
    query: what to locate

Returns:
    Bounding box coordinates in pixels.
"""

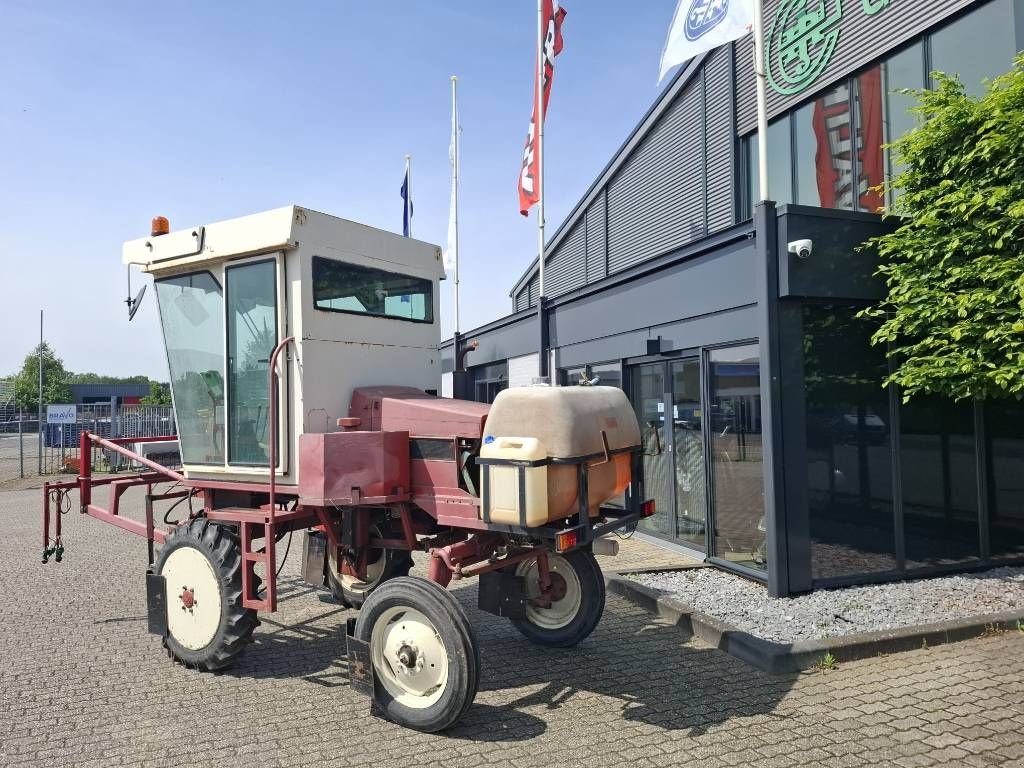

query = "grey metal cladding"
[514,287,530,312]
[545,218,587,297]
[606,78,707,274]
[705,45,736,231]
[585,189,608,282]
[528,274,539,307]
[734,0,979,135]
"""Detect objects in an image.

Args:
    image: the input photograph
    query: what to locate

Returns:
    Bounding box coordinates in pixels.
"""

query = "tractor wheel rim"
[161,545,223,651]
[329,529,387,594]
[517,553,583,630]
[370,606,448,708]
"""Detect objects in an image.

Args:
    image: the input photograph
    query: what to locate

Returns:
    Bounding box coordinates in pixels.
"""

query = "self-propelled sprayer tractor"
[40,206,654,732]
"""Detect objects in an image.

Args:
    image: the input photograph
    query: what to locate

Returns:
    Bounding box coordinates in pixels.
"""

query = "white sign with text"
[46,404,77,424]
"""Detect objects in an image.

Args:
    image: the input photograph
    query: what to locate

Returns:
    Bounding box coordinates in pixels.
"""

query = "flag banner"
[401,165,413,237]
[659,0,753,82]
[518,0,566,216]
[444,90,460,272]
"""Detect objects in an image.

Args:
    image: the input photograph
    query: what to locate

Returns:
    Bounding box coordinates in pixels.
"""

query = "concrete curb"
[605,573,1024,675]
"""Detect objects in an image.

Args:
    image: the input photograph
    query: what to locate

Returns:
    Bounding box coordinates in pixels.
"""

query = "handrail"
[88,434,185,483]
[268,335,295,521]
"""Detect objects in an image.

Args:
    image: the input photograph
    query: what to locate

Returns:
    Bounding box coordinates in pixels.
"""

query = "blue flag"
[400,165,413,237]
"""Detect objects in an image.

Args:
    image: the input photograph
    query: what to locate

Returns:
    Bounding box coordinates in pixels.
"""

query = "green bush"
[864,56,1024,401]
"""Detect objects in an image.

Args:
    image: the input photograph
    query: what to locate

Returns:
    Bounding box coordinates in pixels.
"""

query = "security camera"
[788,239,813,260]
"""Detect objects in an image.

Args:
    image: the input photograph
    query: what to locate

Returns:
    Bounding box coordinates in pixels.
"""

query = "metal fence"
[0,404,177,481]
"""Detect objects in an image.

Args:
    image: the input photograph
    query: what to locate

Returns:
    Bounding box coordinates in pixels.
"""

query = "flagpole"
[451,75,460,335]
[536,0,548,380]
[752,0,769,201]
[536,0,545,301]
[405,154,413,237]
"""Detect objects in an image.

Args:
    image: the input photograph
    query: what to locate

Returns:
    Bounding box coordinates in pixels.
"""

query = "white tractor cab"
[123,205,445,486]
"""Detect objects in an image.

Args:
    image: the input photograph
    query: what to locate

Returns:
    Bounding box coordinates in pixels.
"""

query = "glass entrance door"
[708,344,766,571]
[630,358,707,550]
[633,363,673,539]
[670,358,706,548]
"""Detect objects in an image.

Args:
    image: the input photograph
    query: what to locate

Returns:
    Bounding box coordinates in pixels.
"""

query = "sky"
[0,0,683,380]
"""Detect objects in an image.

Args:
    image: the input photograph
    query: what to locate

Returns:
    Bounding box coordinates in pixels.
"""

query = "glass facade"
[671,358,706,549]
[984,400,1024,560]
[633,363,673,540]
[931,0,1018,97]
[881,42,925,202]
[561,361,623,389]
[747,115,793,206]
[802,305,896,580]
[799,305,1024,581]
[708,344,766,571]
[745,0,1022,217]
[900,396,979,568]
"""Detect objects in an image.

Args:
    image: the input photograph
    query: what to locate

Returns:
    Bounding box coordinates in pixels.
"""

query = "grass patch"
[814,652,838,672]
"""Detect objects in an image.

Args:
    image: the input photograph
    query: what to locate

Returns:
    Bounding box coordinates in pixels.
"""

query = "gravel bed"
[632,566,1024,643]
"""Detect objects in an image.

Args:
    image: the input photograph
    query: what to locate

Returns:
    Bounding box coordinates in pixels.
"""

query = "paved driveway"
[2,486,1023,767]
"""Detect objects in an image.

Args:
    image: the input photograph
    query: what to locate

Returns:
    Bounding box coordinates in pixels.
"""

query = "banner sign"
[518,0,566,216]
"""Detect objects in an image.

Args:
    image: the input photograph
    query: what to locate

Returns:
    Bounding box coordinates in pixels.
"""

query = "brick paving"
[2,486,1024,767]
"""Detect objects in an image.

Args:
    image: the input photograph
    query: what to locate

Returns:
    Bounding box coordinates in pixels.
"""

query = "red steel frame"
[41,334,643,616]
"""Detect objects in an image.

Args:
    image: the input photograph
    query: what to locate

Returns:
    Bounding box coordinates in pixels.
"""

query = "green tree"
[864,56,1024,401]
[69,372,151,385]
[11,343,72,411]
[141,381,173,405]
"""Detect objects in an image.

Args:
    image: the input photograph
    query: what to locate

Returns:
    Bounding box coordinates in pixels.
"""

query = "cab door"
[224,256,283,468]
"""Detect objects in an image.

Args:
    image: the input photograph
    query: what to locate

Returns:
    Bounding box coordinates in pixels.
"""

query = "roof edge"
[509,51,710,298]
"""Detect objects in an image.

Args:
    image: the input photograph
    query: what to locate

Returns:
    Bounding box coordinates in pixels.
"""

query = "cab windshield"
[154,272,225,465]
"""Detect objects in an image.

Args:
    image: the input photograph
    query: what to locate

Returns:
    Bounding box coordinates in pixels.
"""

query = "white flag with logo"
[659,0,753,82]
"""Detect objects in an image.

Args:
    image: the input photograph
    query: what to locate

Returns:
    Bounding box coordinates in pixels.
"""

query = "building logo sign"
[684,0,731,41]
[765,0,893,95]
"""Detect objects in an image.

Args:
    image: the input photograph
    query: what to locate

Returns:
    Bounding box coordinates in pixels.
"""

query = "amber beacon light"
[151,216,170,237]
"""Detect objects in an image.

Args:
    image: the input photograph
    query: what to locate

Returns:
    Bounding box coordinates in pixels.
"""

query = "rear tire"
[511,548,605,648]
[354,576,478,732]
[327,525,413,608]
[155,518,257,671]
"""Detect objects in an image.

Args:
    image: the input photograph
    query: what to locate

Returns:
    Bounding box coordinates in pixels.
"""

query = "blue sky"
[0,1,682,379]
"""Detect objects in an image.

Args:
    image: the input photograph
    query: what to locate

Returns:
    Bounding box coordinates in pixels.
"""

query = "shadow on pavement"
[225,575,795,739]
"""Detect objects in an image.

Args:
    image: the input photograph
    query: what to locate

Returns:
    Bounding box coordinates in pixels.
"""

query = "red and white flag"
[518,0,566,216]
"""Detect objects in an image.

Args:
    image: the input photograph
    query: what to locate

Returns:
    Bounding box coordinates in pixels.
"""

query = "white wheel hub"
[517,553,582,630]
[370,606,448,708]
[329,529,387,594]
[161,545,223,651]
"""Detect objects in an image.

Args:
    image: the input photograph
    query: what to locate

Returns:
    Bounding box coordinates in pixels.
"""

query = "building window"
[900,395,980,568]
[312,256,432,323]
[802,305,896,580]
[931,0,1018,98]
[470,361,508,404]
[746,115,793,210]
[560,362,622,389]
[791,79,860,210]
[881,42,926,205]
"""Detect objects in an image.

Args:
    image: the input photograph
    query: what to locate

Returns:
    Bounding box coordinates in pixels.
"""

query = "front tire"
[354,577,479,732]
[511,548,605,648]
[155,518,257,671]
